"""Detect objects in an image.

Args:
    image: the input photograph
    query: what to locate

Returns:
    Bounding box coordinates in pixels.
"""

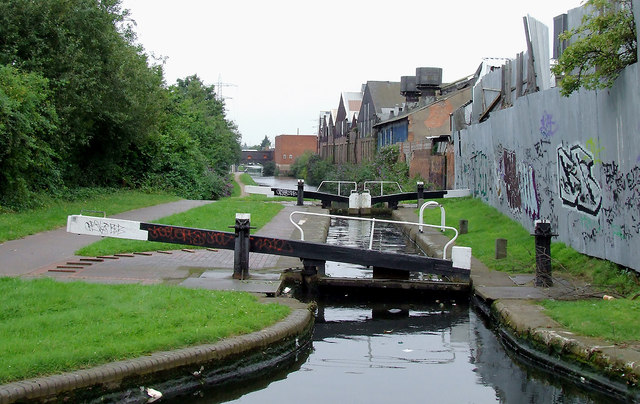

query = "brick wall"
[274,135,317,174]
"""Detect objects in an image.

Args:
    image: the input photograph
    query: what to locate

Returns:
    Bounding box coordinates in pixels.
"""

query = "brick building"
[274,134,318,175]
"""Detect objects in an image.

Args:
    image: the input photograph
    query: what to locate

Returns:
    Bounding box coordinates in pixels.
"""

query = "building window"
[289,154,293,160]
[283,154,286,159]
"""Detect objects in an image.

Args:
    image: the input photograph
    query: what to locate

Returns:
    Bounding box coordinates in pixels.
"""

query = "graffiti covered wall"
[455,63,640,271]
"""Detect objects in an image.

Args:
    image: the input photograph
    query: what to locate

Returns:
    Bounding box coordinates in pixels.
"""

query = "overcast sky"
[120,0,582,146]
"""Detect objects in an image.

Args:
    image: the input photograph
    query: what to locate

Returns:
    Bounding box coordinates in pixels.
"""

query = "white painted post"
[452,246,472,270]
[349,190,360,214]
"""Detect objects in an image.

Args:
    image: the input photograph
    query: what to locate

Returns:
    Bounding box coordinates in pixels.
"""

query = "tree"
[170,75,241,175]
[0,65,61,208]
[0,0,167,186]
[259,135,271,150]
[552,0,637,97]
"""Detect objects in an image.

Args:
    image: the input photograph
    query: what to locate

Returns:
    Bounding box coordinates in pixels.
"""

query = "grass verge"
[76,197,284,256]
[419,197,638,296]
[420,197,640,343]
[239,173,258,186]
[541,298,640,343]
[0,277,290,383]
[0,189,179,243]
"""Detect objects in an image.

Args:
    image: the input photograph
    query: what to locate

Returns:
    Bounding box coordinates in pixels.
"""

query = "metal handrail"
[418,201,446,233]
[363,180,403,196]
[317,181,357,196]
[289,210,459,260]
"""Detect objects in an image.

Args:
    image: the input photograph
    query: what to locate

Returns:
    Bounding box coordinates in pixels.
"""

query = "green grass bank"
[420,197,640,343]
[0,278,290,384]
[0,189,180,243]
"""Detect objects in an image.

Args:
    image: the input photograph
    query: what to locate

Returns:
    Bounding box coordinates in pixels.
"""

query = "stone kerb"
[0,304,313,403]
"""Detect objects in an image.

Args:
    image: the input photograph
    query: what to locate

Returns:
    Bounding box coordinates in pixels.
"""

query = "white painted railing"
[289,211,460,260]
[363,180,402,196]
[317,180,357,196]
[418,201,446,233]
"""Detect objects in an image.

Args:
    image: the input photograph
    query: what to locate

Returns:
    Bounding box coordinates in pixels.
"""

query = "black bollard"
[417,181,424,208]
[533,221,554,287]
[297,179,304,206]
[233,213,251,280]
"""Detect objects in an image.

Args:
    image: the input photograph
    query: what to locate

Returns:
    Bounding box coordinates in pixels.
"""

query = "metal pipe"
[418,201,446,233]
[369,218,376,250]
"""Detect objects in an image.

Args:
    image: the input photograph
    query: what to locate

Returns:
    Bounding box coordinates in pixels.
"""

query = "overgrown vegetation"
[552,0,637,96]
[76,196,284,256]
[289,145,425,192]
[420,197,639,296]
[0,277,290,383]
[0,0,240,211]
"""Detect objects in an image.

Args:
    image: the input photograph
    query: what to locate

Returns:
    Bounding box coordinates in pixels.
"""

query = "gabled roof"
[365,81,404,114]
[341,91,362,121]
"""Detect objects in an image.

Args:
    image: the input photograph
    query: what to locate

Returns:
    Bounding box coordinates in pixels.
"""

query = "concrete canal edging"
[0,299,314,404]
[481,298,640,402]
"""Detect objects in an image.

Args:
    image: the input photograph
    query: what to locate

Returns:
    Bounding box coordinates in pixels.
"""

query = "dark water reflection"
[177,300,618,404]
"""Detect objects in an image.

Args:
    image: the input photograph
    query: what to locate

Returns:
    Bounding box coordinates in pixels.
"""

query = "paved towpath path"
[0,200,213,277]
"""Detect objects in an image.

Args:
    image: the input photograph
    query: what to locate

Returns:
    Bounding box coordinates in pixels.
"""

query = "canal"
[172,187,620,403]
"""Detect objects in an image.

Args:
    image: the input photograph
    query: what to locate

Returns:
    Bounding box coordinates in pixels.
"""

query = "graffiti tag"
[84,220,127,236]
[273,189,298,197]
[143,224,235,248]
[556,143,602,216]
[540,111,557,138]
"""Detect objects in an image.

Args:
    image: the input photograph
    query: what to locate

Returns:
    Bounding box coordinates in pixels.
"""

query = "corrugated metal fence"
[454,63,640,272]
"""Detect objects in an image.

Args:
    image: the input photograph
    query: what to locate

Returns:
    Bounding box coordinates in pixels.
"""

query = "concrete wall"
[454,63,640,272]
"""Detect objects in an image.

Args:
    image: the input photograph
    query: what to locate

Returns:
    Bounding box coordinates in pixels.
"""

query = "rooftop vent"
[400,76,418,93]
[416,67,442,88]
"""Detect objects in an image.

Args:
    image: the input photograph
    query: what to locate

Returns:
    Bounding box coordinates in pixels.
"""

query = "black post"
[417,181,424,208]
[233,213,251,280]
[301,258,323,295]
[534,221,553,287]
[297,179,304,206]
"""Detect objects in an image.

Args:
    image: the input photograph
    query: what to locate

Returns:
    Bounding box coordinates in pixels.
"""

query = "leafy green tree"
[0,65,61,209]
[0,0,167,185]
[259,135,271,150]
[0,1,241,202]
[552,0,637,96]
[170,75,241,175]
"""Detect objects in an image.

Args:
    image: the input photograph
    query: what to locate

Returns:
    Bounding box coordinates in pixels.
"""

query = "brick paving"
[19,202,321,285]
[0,199,214,278]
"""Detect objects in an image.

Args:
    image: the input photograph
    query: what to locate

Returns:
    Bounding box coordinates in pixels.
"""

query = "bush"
[262,160,276,176]
[0,65,62,210]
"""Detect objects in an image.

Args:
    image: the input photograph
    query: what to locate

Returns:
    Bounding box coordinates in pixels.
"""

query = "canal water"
[178,299,617,404]
[172,196,620,403]
[253,176,317,191]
